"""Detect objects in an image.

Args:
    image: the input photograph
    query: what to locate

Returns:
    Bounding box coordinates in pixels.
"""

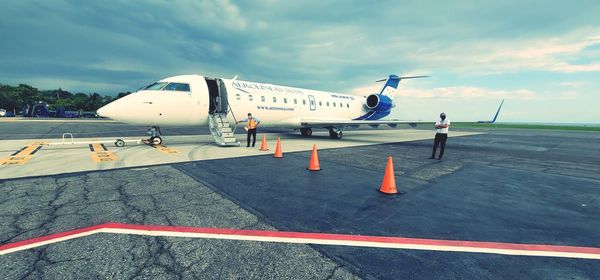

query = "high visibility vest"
[247,118,257,129]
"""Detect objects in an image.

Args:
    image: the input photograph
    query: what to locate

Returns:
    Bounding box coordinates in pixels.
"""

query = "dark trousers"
[431,133,448,159]
[247,128,257,147]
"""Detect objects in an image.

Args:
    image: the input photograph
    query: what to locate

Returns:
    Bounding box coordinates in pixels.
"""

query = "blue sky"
[1,0,599,122]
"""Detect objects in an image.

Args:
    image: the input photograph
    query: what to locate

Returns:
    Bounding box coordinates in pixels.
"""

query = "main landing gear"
[328,128,343,139]
[300,128,313,137]
[299,127,342,139]
[143,126,163,145]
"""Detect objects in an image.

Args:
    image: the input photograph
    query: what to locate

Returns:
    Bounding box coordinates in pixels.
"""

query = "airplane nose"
[97,103,117,119]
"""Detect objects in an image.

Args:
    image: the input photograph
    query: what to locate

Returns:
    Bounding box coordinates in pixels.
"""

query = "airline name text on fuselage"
[232,81,304,94]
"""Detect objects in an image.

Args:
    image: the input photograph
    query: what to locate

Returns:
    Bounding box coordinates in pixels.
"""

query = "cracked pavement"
[1,126,599,279]
[0,166,359,279]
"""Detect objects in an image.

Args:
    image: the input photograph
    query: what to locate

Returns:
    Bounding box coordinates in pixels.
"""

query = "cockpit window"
[163,83,190,92]
[143,82,168,90]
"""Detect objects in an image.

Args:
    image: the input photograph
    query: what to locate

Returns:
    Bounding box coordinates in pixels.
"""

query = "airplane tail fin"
[375,75,428,99]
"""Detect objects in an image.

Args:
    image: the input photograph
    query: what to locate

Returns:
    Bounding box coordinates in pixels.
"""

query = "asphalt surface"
[0,118,401,140]
[0,166,358,279]
[1,121,599,279]
[176,129,600,279]
[0,119,209,140]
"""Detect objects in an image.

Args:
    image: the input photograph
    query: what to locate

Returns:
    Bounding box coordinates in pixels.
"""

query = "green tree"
[0,82,129,114]
[0,83,40,111]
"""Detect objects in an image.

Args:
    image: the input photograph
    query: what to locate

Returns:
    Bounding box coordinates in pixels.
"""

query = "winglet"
[478,99,504,123]
[491,99,504,123]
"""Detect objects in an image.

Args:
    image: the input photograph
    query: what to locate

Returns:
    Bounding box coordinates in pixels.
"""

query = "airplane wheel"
[150,136,163,145]
[115,139,125,147]
[329,129,342,139]
[300,128,312,136]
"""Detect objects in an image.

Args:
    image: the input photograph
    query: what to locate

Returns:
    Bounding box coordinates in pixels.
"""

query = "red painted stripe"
[105,223,600,255]
[0,224,106,251]
[2,222,600,256]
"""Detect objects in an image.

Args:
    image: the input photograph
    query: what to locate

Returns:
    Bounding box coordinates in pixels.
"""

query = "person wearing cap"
[237,113,261,147]
[430,112,450,160]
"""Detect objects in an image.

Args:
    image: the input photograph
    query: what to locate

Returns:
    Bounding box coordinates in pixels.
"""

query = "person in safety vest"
[237,113,261,147]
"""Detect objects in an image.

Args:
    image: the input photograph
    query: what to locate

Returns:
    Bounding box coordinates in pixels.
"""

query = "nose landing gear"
[143,126,164,145]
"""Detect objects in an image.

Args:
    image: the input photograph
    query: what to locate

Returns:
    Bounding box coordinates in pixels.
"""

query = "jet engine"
[365,94,393,112]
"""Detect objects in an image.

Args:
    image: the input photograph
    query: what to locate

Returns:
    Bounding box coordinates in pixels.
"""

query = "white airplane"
[97,74,429,146]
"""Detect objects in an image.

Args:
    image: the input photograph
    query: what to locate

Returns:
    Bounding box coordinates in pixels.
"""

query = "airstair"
[209,108,240,147]
[206,77,240,147]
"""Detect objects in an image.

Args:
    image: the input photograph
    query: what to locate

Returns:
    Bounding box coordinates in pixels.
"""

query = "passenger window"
[319,101,322,106]
[236,93,241,100]
[333,102,336,107]
[339,103,342,108]
[162,83,190,92]
[261,96,266,102]
[249,95,253,101]
[346,104,349,108]
[326,102,329,107]
[284,98,288,104]
[273,97,277,103]
[303,100,307,105]
[294,99,298,104]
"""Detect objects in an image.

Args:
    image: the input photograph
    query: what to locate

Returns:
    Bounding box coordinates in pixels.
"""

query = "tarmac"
[0,119,599,279]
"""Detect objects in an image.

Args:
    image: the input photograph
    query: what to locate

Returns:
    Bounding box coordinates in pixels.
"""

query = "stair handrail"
[209,115,222,138]
[228,103,238,135]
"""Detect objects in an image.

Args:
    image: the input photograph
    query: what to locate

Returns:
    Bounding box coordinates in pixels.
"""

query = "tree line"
[0,83,130,113]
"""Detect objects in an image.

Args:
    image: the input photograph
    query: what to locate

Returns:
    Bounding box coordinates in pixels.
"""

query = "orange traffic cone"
[259,135,269,151]
[379,156,398,194]
[307,144,321,171]
[273,137,283,158]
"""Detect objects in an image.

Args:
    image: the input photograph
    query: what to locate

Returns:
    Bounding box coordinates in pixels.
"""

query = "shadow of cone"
[274,137,283,158]
[259,135,269,151]
[379,156,398,194]
[307,144,321,171]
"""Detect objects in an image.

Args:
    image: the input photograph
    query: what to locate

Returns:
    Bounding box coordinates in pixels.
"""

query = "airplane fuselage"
[98,74,385,128]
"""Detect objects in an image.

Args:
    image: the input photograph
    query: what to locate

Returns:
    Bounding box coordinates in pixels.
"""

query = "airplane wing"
[301,99,505,128]
[300,119,431,128]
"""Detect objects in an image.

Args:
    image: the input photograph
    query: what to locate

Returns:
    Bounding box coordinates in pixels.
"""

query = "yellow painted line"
[89,143,117,163]
[0,144,44,166]
[153,145,180,154]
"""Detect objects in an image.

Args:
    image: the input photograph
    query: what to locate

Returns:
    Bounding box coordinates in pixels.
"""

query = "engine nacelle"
[365,94,393,112]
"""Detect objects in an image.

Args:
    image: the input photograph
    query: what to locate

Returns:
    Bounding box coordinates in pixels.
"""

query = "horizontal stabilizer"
[375,75,429,82]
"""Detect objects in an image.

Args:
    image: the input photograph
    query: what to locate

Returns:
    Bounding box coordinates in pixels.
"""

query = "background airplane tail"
[376,74,428,99]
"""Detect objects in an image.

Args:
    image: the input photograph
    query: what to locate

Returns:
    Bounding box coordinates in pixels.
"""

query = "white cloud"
[559,81,589,88]
[350,84,538,101]
[408,27,600,74]
[167,0,248,30]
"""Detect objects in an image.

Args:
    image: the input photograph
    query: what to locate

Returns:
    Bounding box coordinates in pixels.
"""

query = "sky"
[0,0,599,122]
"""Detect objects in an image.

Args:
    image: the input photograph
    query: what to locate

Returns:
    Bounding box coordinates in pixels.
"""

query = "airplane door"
[308,95,316,111]
[205,78,228,114]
